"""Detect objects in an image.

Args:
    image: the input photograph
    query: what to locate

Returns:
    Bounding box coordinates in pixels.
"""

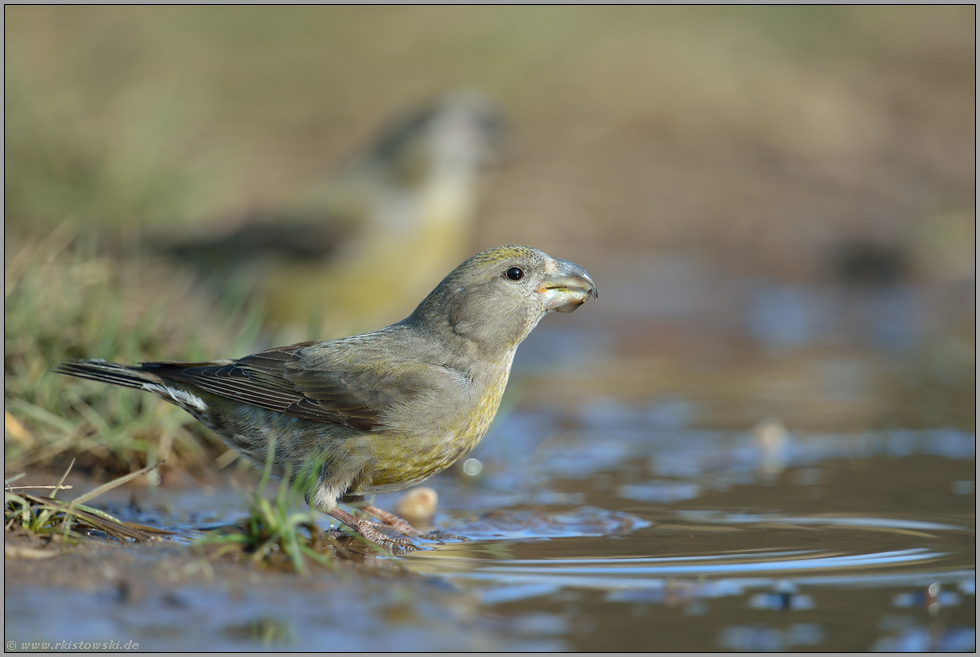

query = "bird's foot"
[358,504,469,543]
[328,508,417,551]
[418,529,469,543]
[359,504,425,536]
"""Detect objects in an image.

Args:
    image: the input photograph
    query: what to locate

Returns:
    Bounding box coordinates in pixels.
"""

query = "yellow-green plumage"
[53,245,596,544]
[368,352,512,489]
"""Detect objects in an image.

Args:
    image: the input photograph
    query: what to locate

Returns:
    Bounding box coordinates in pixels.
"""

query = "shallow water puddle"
[404,512,972,590]
[396,504,974,651]
[6,383,975,651]
[382,420,976,651]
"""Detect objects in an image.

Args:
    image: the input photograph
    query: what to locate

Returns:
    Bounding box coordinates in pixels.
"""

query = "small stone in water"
[395,486,439,525]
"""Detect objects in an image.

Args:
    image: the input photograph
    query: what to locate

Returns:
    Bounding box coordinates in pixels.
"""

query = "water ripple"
[404,547,974,595]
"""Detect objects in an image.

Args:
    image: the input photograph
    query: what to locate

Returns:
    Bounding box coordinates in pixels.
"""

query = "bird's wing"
[141,339,444,431]
[164,218,350,265]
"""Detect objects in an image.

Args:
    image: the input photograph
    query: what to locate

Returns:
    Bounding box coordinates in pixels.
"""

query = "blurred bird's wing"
[142,341,442,431]
[163,215,351,268]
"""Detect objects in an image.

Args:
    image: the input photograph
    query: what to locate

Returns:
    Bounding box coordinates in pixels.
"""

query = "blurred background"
[4,7,976,652]
[4,6,975,474]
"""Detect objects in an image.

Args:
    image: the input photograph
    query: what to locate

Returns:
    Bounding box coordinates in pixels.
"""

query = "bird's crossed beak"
[538,258,598,313]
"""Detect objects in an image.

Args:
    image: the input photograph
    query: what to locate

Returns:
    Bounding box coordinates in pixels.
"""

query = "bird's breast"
[358,363,512,492]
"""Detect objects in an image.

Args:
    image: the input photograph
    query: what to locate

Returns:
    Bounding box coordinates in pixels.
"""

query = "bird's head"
[407,245,597,355]
[367,89,506,188]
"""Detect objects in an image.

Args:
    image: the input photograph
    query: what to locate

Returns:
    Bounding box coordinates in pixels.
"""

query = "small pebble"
[395,487,438,525]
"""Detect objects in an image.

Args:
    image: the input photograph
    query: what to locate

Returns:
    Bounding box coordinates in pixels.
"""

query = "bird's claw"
[329,507,419,551]
[417,529,469,543]
[356,504,469,543]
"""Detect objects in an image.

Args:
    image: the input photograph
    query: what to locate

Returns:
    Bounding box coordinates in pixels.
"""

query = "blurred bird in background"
[164,89,506,341]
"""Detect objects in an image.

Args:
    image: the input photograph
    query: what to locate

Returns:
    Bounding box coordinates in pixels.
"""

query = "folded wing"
[144,339,440,431]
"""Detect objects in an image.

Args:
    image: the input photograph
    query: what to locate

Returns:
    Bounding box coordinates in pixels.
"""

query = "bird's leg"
[360,504,424,536]
[361,504,469,542]
[327,508,415,549]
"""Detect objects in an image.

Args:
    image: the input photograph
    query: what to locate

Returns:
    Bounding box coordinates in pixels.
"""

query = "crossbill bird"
[55,245,596,547]
[164,89,505,339]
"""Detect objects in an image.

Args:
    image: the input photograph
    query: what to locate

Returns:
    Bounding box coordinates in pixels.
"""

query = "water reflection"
[396,506,974,651]
[748,581,814,610]
[893,583,961,614]
[404,547,966,586]
[427,409,975,512]
[872,624,976,652]
[387,412,974,652]
[719,623,824,651]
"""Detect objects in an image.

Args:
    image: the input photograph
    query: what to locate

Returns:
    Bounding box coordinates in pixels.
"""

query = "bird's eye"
[505,267,525,281]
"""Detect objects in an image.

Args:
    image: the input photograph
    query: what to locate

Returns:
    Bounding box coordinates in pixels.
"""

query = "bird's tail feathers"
[52,359,160,390]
